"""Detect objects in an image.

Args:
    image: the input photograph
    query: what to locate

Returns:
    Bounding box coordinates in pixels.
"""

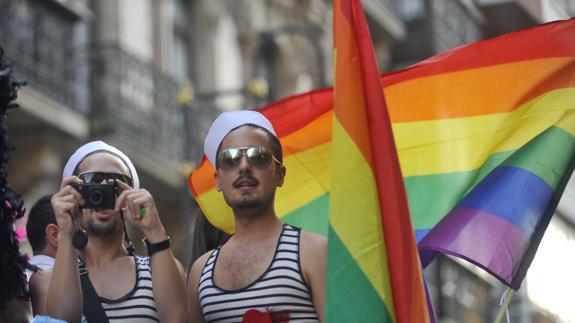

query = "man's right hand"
[51,176,85,238]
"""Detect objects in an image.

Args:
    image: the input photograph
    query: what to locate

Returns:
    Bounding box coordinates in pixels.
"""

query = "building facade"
[1,0,573,321]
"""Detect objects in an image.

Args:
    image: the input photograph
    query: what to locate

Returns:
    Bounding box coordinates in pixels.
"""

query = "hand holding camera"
[51,176,85,238]
[115,180,167,243]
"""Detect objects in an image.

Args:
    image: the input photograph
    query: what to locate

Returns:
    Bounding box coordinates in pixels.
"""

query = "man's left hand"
[115,181,167,242]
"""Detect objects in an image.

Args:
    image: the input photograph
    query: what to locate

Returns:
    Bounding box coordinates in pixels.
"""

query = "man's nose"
[237,154,252,171]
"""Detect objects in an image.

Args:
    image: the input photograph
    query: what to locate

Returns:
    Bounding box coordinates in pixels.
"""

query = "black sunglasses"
[78,172,133,187]
[217,146,281,171]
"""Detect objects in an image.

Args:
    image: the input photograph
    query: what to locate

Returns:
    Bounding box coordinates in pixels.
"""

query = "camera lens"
[89,190,104,205]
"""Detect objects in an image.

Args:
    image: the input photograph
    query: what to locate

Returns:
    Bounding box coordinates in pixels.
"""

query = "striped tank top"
[79,255,159,322]
[198,224,320,323]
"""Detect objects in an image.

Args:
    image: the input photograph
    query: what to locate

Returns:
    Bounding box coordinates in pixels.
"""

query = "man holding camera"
[46,141,189,323]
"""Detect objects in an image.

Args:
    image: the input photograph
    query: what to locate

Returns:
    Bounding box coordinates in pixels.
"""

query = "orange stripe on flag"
[386,58,574,123]
[332,0,374,169]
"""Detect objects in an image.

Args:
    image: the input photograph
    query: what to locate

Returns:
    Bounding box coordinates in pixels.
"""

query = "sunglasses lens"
[246,147,272,169]
[79,172,132,186]
[79,172,98,184]
[219,149,241,170]
[217,147,278,170]
[111,174,133,186]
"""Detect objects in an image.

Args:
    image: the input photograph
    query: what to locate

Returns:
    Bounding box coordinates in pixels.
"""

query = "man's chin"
[231,197,262,209]
[235,204,262,211]
[87,219,118,236]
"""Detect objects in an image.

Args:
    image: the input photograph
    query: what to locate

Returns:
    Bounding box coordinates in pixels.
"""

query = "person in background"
[25,194,58,315]
[26,195,58,272]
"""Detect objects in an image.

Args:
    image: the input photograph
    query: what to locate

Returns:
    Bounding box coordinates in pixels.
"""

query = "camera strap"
[78,260,110,323]
[119,209,135,256]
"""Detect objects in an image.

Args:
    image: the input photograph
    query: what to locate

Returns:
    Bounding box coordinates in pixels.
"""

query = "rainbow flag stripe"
[326,0,430,321]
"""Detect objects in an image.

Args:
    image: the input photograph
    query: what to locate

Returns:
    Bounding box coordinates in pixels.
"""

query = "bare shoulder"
[299,230,327,283]
[188,250,213,323]
[300,230,327,254]
[29,267,53,293]
[299,230,327,319]
[187,250,213,290]
[191,250,213,274]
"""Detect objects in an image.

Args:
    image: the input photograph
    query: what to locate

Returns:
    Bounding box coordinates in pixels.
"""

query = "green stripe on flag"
[406,150,514,231]
[326,226,393,322]
[281,148,524,238]
[283,194,329,236]
[501,126,575,191]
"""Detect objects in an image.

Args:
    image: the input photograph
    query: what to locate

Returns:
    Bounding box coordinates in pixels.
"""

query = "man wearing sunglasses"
[188,111,326,322]
[45,141,189,323]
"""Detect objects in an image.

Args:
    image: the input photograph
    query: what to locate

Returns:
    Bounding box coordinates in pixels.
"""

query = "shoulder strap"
[79,261,110,323]
[198,249,215,275]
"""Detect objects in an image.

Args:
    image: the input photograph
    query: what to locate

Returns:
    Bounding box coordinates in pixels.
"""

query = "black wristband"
[143,236,171,256]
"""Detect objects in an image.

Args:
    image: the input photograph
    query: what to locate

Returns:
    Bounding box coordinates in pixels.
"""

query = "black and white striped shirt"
[80,255,159,323]
[198,224,320,323]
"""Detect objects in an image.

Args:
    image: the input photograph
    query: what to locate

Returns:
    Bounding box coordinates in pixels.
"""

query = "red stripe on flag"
[258,88,333,137]
[383,18,575,87]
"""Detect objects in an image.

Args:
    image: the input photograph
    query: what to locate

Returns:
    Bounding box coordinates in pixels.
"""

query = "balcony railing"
[0,0,86,111]
[391,0,483,68]
[430,0,483,53]
[90,45,184,169]
[376,0,400,17]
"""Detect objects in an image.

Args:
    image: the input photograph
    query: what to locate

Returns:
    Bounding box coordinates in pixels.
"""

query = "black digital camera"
[72,183,117,210]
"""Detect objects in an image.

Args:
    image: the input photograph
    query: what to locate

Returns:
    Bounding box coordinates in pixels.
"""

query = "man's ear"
[45,223,59,248]
[214,171,222,192]
[276,165,286,187]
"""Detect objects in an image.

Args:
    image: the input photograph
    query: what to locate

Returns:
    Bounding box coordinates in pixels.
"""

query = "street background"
[1,0,574,321]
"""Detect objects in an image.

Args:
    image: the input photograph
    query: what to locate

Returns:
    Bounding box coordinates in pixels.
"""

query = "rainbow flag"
[415,18,575,289]
[325,0,430,321]
[189,17,575,293]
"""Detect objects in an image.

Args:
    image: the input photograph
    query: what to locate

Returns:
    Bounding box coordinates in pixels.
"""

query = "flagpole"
[493,288,516,323]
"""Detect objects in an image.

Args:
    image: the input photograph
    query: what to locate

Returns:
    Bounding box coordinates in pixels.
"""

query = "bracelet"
[143,236,171,256]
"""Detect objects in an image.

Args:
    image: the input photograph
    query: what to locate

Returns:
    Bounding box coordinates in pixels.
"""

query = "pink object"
[14,226,27,243]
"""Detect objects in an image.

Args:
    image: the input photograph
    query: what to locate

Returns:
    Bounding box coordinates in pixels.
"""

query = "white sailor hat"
[203,110,277,167]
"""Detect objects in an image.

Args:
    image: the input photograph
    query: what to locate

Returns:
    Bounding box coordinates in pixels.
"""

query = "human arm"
[187,252,210,323]
[29,268,52,315]
[116,181,190,323]
[300,230,327,322]
[46,177,84,323]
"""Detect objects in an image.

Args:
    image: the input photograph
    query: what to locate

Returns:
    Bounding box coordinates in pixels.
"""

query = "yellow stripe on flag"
[330,120,395,315]
[395,88,575,176]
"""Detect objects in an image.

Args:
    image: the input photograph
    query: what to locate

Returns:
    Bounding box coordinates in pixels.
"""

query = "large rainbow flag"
[189,11,575,299]
[325,0,430,321]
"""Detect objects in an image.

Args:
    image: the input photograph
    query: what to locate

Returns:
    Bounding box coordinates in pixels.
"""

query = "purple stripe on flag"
[419,207,528,285]
[457,166,553,232]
